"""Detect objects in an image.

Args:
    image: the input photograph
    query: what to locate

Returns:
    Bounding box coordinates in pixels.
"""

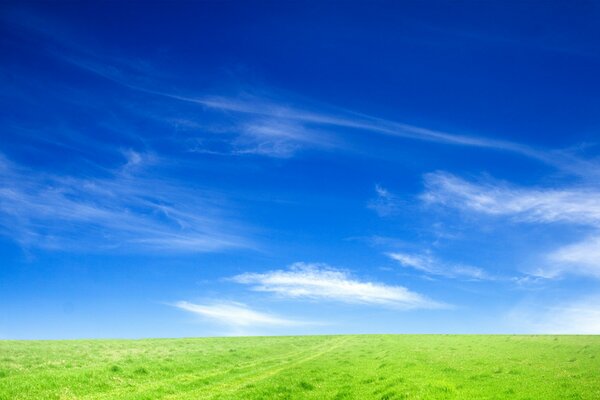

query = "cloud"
[230,262,446,309]
[174,301,300,327]
[507,296,600,334]
[422,172,600,225]
[230,119,335,158]
[165,93,573,166]
[138,93,600,179]
[189,95,538,153]
[0,154,250,252]
[422,171,600,278]
[387,252,492,280]
[6,9,600,179]
[544,235,600,278]
[367,185,402,217]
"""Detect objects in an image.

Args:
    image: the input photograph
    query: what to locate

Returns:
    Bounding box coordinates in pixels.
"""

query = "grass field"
[1,335,599,399]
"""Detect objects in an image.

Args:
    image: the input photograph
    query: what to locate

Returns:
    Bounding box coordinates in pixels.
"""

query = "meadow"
[1,335,599,399]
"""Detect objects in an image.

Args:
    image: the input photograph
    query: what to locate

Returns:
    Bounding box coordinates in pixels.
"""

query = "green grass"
[1,335,599,399]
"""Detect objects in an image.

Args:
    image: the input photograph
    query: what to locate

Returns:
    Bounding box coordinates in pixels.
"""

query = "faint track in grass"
[170,336,352,400]
[85,337,343,400]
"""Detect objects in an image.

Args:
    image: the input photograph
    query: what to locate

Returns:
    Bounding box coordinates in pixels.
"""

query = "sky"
[1,1,600,339]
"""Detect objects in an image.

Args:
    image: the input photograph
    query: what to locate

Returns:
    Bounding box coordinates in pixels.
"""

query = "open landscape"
[3,2,600,400]
[2,335,599,400]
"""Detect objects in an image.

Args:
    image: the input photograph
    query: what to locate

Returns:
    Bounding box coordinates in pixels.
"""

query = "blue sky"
[1,1,600,339]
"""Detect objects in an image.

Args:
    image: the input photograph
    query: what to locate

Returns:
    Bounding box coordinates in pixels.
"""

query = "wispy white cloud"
[159,94,600,178]
[231,262,446,309]
[422,171,600,278]
[544,235,600,278]
[174,301,301,327]
[170,93,567,164]
[6,9,600,177]
[367,185,402,217]
[0,153,250,252]
[507,296,600,334]
[387,251,491,280]
[189,95,535,151]
[422,171,600,225]
[230,119,335,158]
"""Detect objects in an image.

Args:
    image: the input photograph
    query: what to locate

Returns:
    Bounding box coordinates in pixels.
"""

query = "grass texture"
[1,335,599,399]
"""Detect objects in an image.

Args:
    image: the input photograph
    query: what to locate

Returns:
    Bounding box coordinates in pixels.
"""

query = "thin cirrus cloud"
[164,93,600,179]
[8,9,600,181]
[422,171,600,225]
[6,8,600,185]
[8,11,599,170]
[367,185,402,217]
[141,91,582,169]
[421,171,600,279]
[387,252,492,281]
[59,52,535,160]
[545,236,600,278]
[230,119,336,158]
[0,152,250,252]
[173,301,302,327]
[230,262,446,309]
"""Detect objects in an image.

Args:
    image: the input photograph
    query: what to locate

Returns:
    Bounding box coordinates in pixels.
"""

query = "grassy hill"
[1,335,599,399]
